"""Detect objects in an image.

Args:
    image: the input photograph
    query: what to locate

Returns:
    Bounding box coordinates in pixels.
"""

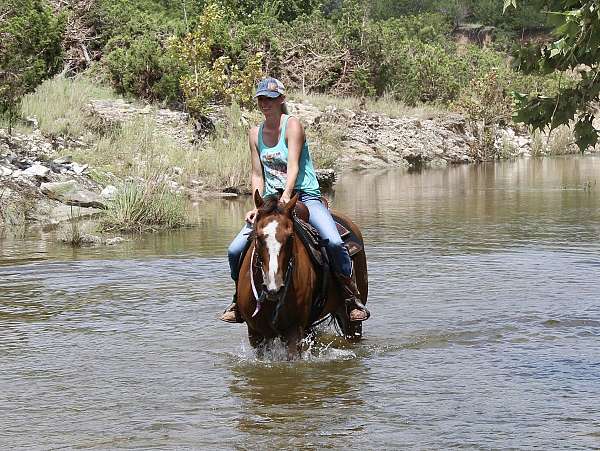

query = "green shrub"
[170,2,264,116]
[102,14,185,103]
[0,0,64,131]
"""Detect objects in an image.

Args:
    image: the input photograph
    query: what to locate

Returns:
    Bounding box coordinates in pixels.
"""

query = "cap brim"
[255,91,281,98]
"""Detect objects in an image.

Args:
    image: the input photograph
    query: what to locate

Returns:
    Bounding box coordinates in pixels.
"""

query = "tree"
[0,0,64,133]
[505,0,600,150]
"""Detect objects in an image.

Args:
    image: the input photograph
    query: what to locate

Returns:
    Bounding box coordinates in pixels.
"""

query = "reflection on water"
[1,155,600,449]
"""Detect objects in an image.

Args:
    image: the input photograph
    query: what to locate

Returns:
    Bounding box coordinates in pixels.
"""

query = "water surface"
[1,156,600,449]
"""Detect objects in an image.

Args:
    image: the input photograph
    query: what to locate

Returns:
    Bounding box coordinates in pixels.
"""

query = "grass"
[100,180,187,233]
[530,125,578,156]
[71,115,188,180]
[306,120,345,170]
[191,103,259,193]
[289,91,447,119]
[20,75,116,138]
[0,185,35,227]
[58,207,85,247]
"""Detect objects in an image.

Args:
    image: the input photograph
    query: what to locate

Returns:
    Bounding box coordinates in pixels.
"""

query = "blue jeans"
[227,192,352,281]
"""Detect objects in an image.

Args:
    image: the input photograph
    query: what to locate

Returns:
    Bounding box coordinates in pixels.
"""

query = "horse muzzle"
[263,285,283,302]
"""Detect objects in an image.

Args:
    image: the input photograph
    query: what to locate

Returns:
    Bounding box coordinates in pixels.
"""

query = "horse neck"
[291,235,316,292]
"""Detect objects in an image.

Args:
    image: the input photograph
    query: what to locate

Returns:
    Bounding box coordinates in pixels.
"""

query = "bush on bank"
[0,0,64,131]
[84,0,562,114]
[2,0,564,124]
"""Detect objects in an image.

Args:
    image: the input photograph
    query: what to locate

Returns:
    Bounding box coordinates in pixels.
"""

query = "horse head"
[253,190,298,301]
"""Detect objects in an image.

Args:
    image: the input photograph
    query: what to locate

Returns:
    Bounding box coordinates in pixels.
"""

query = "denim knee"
[326,235,345,253]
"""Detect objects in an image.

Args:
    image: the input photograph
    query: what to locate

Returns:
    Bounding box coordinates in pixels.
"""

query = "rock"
[81,234,103,245]
[100,185,118,199]
[40,180,107,209]
[106,237,125,245]
[25,116,39,129]
[53,156,73,164]
[316,169,336,189]
[214,192,238,198]
[0,166,13,177]
[30,203,104,225]
[69,162,89,175]
[23,164,50,178]
[12,158,31,170]
[172,166,184,175]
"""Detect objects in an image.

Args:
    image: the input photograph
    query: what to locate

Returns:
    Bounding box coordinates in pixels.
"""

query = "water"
[2,156,600,449]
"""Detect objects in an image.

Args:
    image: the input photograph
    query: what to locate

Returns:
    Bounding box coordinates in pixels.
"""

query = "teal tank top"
[258,115,320,198]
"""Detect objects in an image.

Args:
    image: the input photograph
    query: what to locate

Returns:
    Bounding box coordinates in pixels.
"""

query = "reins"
[250,236,296,321]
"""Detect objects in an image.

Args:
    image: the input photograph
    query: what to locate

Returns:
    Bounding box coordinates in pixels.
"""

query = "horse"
[236,190,368,358]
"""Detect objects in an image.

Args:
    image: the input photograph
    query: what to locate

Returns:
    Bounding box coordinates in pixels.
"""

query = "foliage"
[223,0,320,22]
[455,70,513,159]
[169,2,264,116]
[0,0,64,132]
[100,6,186,103]
[506,0,600,151]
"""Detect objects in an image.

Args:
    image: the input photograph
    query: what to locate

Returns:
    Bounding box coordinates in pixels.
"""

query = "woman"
[220,77,369,323]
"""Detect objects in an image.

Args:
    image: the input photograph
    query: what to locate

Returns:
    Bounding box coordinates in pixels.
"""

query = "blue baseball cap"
[255,77,286,98]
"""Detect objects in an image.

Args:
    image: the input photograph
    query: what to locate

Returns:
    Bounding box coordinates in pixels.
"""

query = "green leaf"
[503,0,517,13]
[574,115,598,151]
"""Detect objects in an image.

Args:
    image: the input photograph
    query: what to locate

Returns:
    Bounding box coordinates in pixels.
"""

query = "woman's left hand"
[280,191,291,205]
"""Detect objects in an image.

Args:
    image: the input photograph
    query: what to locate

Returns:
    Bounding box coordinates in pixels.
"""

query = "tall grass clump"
[20,75,116,137]
[59,207,85,247]
[193,103,257,192]
[101,180,187,232]
[530,126,578,156]
[0,186,35,229]
[307,122,345,170]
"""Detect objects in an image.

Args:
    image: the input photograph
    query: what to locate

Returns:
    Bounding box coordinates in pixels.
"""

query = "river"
[1,156,600,449]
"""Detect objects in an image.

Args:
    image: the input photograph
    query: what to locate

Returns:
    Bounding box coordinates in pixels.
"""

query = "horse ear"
[284,193,298,216]
[254,189,264,208]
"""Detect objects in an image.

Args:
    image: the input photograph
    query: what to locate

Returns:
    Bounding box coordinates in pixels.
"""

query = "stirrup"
[346,298,370,322]
[219,302,243,323]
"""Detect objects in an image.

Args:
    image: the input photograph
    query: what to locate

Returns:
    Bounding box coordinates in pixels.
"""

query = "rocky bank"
[0,97,542,228]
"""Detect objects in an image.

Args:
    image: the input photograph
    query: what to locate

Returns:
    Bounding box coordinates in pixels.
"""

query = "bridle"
[250,229,295,319]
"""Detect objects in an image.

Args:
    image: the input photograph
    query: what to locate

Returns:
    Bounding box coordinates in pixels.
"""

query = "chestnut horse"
[236,190,368,357]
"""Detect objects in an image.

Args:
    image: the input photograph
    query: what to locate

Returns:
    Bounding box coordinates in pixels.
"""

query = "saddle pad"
[336,222,351,239]
[332,213,364,257]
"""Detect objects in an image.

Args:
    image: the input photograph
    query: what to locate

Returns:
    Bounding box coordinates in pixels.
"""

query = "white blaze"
[262,219,281,291]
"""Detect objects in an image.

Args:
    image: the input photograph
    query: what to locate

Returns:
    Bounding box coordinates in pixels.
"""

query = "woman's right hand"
[245,208,258,224]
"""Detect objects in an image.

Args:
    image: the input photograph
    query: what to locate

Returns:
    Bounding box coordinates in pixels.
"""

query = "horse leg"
[248,327,264,349]
[285,326,303,360]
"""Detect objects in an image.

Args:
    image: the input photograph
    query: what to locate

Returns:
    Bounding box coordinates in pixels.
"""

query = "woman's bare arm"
[246,126,264,222]
[282,117,304,204]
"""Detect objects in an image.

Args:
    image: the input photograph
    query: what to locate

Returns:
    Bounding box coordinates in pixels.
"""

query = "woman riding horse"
[220,77,370,324]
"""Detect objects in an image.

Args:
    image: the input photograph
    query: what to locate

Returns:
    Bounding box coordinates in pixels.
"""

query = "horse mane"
[258,195,285,216]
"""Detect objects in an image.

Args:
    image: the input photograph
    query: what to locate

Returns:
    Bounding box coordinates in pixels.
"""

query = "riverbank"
[0,77,593,233]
